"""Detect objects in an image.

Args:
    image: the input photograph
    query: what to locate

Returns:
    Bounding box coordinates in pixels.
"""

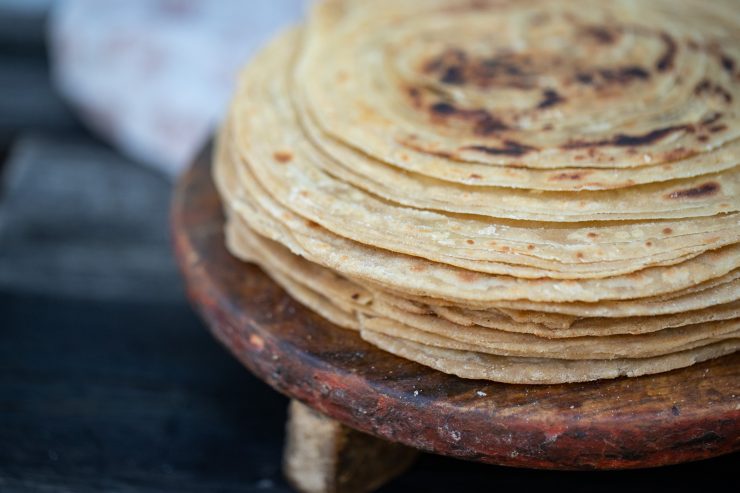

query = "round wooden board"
[172,147,740,470]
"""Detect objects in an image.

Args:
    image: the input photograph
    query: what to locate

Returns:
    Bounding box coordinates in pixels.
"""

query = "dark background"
[0,5,736,492]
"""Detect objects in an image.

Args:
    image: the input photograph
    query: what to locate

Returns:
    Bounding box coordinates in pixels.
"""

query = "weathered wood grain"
[172,147,740,471]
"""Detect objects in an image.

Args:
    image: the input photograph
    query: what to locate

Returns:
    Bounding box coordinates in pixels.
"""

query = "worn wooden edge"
[171,148,740,470]
[283,400,417,493]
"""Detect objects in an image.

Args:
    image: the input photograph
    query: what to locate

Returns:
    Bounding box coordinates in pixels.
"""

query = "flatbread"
[212,0,740,383]
[361,329,740,384]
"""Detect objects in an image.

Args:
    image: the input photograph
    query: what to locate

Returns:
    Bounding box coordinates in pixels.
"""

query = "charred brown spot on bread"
[466,239,475,245]
[527,244,535,250]
[602,66,650,84]
[575,72,594,85]
[351,293,360,300]
[702,112,723,126]
[406,87,423,108]
[441,66,465,85]
[442,104,494,122]
[666,182,720,200]
[430,102,457,115]
[695,80,733,103]
[549,171,591,181]
[694,79,712,96]
[306,220,320,229]
[398,137,454,159]
[537,89,565,109]
[695,113,728,137]
[587,232,598,239]
[473,113,509,135]
[423,48,471,86]
[478,55,536,89]
[612,126,689,146]
[429,102,508,136]
[582,25,621,45]
[716,87,732,104]
[456,270,479,282]
[663,227,673,235]
[423,48,467,74]
[705,43,738,75]
[563,125,690,149]
[645,241,653,247]
[663,147,697,161]
[656,32,678,72]
[577,66,651,88]
[273,151,293,163]
[433,150,454,159]
[426,149,455,159]
[616,66,650,80]
[424,48,537,90]
[465,140,538,156]
[720,54,736,74]
[469,173,483,179]
[576,252,585,260]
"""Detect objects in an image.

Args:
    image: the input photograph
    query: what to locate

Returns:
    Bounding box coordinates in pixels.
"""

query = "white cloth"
[49,0,308,176]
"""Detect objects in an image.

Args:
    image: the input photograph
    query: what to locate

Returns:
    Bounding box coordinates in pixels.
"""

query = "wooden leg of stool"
[283,400,418,493]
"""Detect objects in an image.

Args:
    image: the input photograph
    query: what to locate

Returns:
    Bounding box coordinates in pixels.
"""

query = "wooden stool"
[284,400,417,493]
[172,148,740,493]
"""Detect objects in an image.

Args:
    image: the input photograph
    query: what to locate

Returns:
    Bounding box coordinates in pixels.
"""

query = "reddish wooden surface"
[171,148,740,470]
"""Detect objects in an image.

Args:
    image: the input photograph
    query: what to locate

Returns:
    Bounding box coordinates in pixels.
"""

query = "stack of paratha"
[213,0,740,384]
